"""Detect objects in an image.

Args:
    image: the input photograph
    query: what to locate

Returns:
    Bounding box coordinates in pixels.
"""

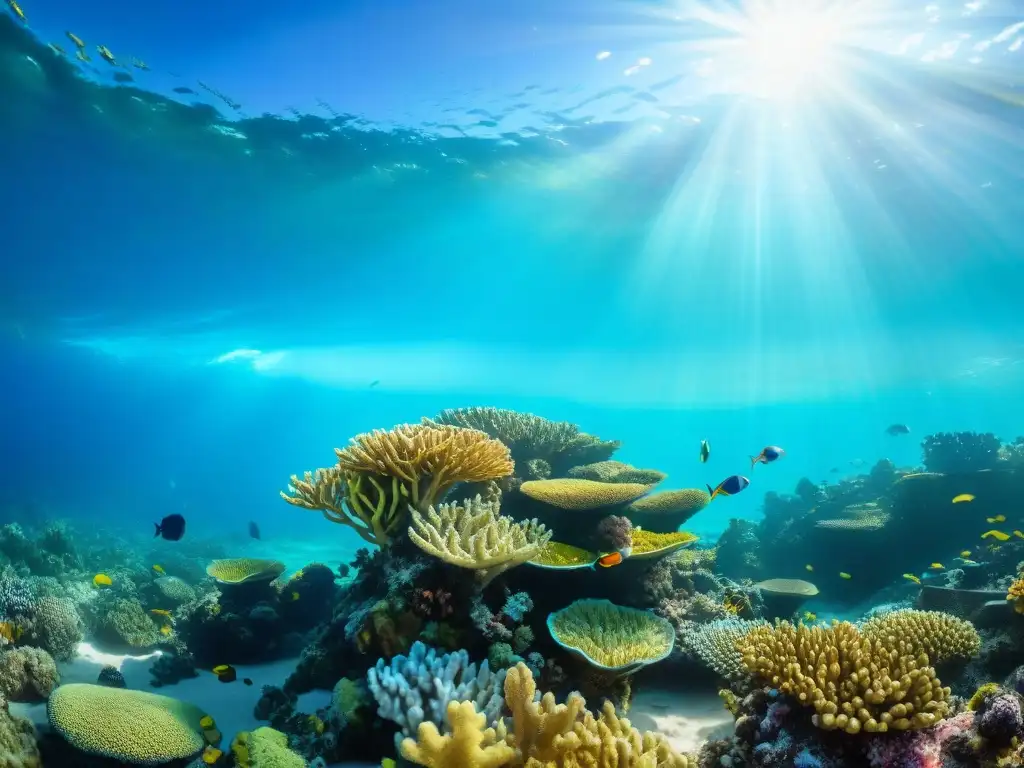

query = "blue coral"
[366,640,506,748]
[501,591,533,623]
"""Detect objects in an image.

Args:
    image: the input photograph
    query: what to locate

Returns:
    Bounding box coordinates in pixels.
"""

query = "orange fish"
[594,546,632,568]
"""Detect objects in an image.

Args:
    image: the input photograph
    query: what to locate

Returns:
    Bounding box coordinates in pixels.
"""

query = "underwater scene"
[2,0,1024,766]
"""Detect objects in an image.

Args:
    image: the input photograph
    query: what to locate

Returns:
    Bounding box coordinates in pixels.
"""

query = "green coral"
[547,598,675,674]
[48,684,207,764]
[528,541,596,569]
[232,727,305,768]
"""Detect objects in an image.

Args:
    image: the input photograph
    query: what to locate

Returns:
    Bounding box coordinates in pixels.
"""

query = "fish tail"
[153,523,161,537]
[750,455,759,468]
[706,484,716,501]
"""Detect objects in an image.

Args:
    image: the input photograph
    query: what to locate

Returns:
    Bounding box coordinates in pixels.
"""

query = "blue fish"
[751,445,785,469]
[707,475,750,501]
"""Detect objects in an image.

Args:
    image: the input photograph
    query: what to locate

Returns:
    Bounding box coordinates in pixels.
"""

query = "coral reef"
[922,431,1002,473]
[0,647,58,702]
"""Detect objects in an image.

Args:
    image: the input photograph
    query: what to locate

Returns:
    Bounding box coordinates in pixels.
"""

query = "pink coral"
[864,712,973,768]
[596,515,633,550]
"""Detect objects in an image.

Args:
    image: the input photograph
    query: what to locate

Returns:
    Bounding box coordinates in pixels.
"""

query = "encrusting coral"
[409,495,552,587]
[859,608,981,663]
[737,620,951,733]
[400,661,695,767]
[520,479,654,510]
[282,423,514,546]
[546,598,675,675]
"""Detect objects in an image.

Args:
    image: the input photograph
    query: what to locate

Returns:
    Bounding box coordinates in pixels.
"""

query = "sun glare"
[741,8,841,99]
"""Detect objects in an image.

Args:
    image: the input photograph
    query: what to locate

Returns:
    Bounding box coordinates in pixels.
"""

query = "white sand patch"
[627,687,733,755]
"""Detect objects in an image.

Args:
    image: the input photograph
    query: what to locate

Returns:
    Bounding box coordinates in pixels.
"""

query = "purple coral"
[596,515,633,551]
[864,711,973,768]
[977,692,1023,746]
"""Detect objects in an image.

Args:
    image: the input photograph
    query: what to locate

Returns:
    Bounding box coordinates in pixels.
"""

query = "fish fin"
[706,484,716,500]
[153,523,161,537]
[750,455,759,468]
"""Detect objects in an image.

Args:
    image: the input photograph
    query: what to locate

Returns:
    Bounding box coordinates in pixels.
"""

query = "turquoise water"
[1,1,1023,548]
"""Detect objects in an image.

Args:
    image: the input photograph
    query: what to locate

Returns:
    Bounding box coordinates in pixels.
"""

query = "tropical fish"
[248,521,261,540]
[707,475,750,501]
[952,494,975,504]
[93,574,112,588]
[699,439,710,463]
[982,530,1011,542]
[960,550,971,558]
[152,564,165,575]
[903,573,921,584]
[290,591,300,601]
[802,611,817,622]
[243,678,253,686]
[212,664,237,683]
[930,563,944,570]
[48,43,66,56]
[987,515,1006,523]
[155,513,186,541]
[66,31,85,48]
[885,424,910,436]
[369,379,380,388]
[1015,530,1024,540]
[750,445,784,468]
[0,621,22,643]
[159,624,172,636]
[201,746,222,765]
[839,572,852,579]
[131,58,149,70]
[75,49,90,62]
[6,0,26,23]
[594,546,632,568]
[199,715,216,730]
[382,759,397,768]
[959,558,979,566]
[805,564,813,572]
[150,609,171,617]
[97,45,116,65]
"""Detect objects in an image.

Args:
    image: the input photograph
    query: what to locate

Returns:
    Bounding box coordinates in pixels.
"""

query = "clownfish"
[593,546,632,569]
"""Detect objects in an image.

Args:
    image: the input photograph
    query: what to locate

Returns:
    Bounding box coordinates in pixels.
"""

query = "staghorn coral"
[206,558,285,585]
[400,661,694,768]
[408,495,551,586]
[47,683,208,764]
[520,478,653,510]
[684,618,767,681]
[859,608,980,664]
[737,620,951,733]
[546,598,675,675]
[0,648,58,702]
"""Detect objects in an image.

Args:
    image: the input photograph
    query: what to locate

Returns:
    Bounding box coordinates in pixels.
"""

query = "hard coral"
[0,647,58,702]
[520,478,653,510]
[860,609,980,663]
[0,693,40,767]
[922,431,1002,473]
[26,596,82,661]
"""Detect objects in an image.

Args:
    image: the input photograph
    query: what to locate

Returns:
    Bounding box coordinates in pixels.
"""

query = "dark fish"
[242,678,253,686]
[707,475,750,502]
[369,379,380,388]
[885,424,911,436]
[112,72,134,83]
[248,521,261,540]
[750,445,784,468]
[830,467,839,473]
[154,513,186,541]
[699,439,710,463]
[172,86,195,94]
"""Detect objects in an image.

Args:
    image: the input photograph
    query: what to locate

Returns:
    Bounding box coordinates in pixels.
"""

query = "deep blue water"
[1,0,1023,547]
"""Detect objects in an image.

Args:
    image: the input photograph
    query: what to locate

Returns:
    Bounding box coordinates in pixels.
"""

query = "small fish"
[75,49,90,63]
[594,546,632,568]
[199,715,216,730]
[988,544,1003,552]
[952,494,975,504]
[290,591,300,601]
[66,32,86,48]
[97,45,116,65]
[930,563,944,570]
[172,86,196,95]
[699,439,710,463]
[152,564,165,575]
[159,624,172,636]
[155,513,186,541]
[131,58,149,70]
[6,0,26,23]
[212,664,237,683]
[382,759,397,768]
[369,379,380,388]
[839,572,852,580]
[707,475,750,502]
[987,515,1006,523]
[805,564,814,572]
[885,424,911,436]
[903,573,921,584]
[201,746,222,765]
[0,621,22,643]
[248,521,261,540]
[830,467,839,473]
[93,574,112,588]
[750,445,784,468]
[960,550,972,558]
[959,558,979,566]
[802,611,817,622]
[48,43,67,57]
[150,609,171,617]
[1015,530,1024,540]
[982,530,1011,542]
[243,678,253,686]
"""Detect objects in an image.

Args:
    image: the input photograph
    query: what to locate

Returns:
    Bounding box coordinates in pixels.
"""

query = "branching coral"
[859,609,980,663]
[0,647,59,702]
[546,599,675,675]
[922,431,1002,473]
[408,495,551,586]
[737,620,951,733]
[400,662,695,768]
[684,618,767,681]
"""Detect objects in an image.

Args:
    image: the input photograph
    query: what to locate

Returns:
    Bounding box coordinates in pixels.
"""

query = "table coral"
[738,620,951,733]
[520,478,653,510]
[400,662,695,768]
[624,489,710,533]
[568,460,667,485]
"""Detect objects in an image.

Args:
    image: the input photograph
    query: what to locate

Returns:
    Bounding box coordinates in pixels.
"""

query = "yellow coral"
[401,662,695,768]
[629,530,699,559]
[205,559,285,585]
[568,460,667,485]
[737,621,951,733]
[47,683,207,763]
[967,682,1001,711]
[520,479,653,510]
[232,727,306,768]
[408,495,551,586]
[528,541,597,570]
[626,489,710,516]
[860,609,980,663]
[547,598,675,674]
[1007,575,1024,614]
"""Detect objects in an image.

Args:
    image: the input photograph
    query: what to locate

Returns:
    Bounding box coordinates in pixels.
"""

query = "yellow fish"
[802,611,816,622]
[929,563,944,570]
[982,530,1011,542]
[382,760,397,768]
[93,574,112,588]
[839,572,852,580]
[66,31,85,48]
[150,609,171,617]
[903,573,921,585]
[201,746,222,765]
[291,591,300,601]
[97,45,116,65]
[952,493,975,504]
[805,564,814,572]
[6,0,26,23]
[159,624,172,636]
[200,715,216,730]
[75,49,90,62]
[960,558,979,566]
[152,565,165,575]
[1014,530,1024,540]
[960,550,971,558]
[0,621,22,643]
[987,515,1006,524]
